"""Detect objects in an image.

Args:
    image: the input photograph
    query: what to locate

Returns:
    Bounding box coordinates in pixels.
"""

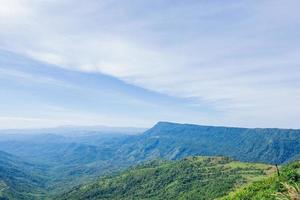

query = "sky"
[0,0,300,129]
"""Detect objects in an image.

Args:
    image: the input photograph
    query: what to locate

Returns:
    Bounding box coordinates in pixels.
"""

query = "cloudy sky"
[0,0,299,129]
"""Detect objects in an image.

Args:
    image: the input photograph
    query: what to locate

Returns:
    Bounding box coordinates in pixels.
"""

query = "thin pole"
[275,164,280,177]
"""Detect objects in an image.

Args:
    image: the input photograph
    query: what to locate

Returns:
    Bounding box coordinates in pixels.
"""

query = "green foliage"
[58,156,273,200]
[222,160,300,200]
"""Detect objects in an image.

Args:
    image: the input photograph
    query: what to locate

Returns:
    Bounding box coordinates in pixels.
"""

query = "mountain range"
[0,122,299,199]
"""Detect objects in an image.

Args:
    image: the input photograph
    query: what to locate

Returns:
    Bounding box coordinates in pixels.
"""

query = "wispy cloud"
[0,0,299,128]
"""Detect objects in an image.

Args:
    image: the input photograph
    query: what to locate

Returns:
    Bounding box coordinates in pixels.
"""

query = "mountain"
[58,156,275,200]
[222,160,300,199]
[0,126,146,136]
[0,133,131,193]
[0,151,48,200]
[2,122,299,167]
[118,122,300,164]
[0,122,299,197]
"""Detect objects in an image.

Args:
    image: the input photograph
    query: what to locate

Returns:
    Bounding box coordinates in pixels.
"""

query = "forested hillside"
[0,132,133,193]
[0,151,47,200]
[126,122,300,164]
[58,156,275,200]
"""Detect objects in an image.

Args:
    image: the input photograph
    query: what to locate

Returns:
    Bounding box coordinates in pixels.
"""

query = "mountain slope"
[0,133,131,193]
[58,156,275,200]
[222,160,300,200]
[0,151,47,200]
[119,122,300,164]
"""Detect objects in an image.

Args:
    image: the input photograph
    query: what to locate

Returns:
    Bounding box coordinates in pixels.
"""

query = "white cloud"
[0,0,29,19]
[0,0,299,128]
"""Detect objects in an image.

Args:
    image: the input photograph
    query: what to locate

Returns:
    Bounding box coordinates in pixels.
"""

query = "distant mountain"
[0,133,130,194]
[0,151,47,200]
[0,125,145,137]
[119,122,300,164]
[58,156,275,200]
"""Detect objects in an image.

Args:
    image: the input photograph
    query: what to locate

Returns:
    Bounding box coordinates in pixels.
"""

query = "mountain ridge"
[133,121,300,164]
[151,121,300,132]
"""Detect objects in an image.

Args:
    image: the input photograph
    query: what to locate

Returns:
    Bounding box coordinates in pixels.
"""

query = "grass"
[221,160,300,200]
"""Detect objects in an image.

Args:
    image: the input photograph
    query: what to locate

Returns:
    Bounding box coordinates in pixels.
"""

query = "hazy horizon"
[0,121,300,132]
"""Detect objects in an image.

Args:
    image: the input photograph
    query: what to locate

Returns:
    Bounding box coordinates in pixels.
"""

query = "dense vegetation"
[58,156,274,200]
[0,151,47,200]
[222,160,300,200]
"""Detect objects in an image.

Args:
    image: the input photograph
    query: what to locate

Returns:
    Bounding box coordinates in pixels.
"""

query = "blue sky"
[0,0,299,129]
